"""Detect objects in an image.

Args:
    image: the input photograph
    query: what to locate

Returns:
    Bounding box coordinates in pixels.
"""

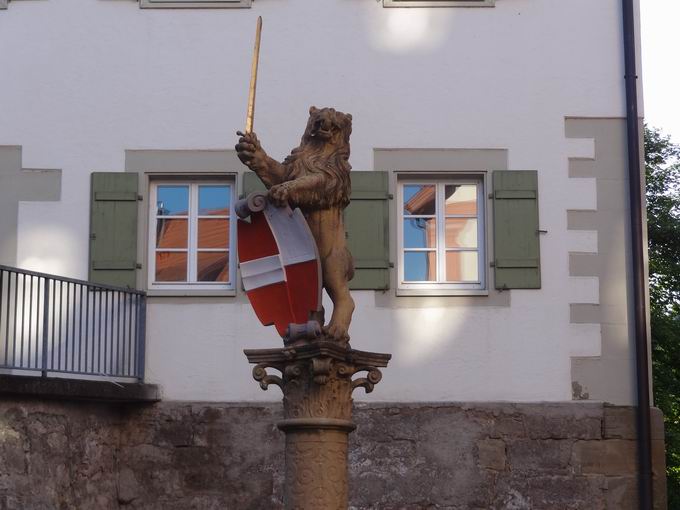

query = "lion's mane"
[282,107,352,210]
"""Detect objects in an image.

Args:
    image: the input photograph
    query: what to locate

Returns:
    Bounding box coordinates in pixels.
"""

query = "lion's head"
[284,106,353,209]
[302,106,353,148]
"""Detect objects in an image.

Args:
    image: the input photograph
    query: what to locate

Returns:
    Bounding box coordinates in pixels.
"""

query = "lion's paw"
[323,323,350,344]
[269,183,291,207]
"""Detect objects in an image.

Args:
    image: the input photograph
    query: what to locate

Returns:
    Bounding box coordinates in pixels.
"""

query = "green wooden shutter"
[492,170,541,289]
[89,172,139,288]
[241,171,266,197]
[346,172,391,290]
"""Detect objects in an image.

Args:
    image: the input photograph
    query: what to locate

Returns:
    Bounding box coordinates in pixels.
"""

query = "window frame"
[397,173,487,293]
[139,0,251,8]
[384,0,494,7]
[148,179,236,292]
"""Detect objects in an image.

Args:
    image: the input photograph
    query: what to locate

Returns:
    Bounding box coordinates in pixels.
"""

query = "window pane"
[157,186,189,216]
[155,252,187,282]
[199,185,230,216]
[403,185,435,215]
[198,219,229,249]
[445,184,477,215]
[156,219,188,249]
[197,252,229,282]
[403,218,437,249]
[445,251,479,282]
[404,252,436,281]
[445,218,478,248]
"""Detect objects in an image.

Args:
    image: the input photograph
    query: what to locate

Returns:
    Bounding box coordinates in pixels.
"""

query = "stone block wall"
[0,399,667,509]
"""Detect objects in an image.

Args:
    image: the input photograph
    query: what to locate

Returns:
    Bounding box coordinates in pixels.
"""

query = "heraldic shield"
[235,191,322,343]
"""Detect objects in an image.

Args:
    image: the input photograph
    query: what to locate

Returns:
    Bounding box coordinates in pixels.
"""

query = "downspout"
[621,0,653,508]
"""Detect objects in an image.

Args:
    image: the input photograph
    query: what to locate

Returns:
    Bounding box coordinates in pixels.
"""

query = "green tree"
[646,125,680,507]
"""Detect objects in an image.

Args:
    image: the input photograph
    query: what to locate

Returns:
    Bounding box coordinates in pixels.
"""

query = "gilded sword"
[245,16,263,134]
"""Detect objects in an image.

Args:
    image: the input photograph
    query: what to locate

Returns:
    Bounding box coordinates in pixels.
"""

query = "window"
[139,0,250,8]
[398,175,486,292]
[148,180,235,291]
[384,0,494,7]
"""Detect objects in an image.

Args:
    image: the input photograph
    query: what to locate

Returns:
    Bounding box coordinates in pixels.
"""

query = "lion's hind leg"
[322,248,355,344]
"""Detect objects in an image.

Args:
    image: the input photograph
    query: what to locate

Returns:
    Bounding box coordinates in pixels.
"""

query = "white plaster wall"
[0,0,638,402]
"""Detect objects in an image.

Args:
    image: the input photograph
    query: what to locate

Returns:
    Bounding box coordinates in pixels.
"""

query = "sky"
[641,0,680,143]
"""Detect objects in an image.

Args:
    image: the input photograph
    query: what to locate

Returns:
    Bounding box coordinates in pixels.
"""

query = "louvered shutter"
[89,172,139,288]
[492,170,541,289]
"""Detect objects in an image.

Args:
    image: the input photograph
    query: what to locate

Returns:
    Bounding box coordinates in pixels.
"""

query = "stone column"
[245,341,390,510]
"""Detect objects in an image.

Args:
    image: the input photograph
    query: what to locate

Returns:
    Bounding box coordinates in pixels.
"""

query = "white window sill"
[140,0,251,8]
[384,0,494,7]
[147,289,236,297]
[396,288,489,297]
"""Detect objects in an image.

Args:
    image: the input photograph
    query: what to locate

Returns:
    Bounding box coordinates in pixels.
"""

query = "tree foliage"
[646,126,680,507]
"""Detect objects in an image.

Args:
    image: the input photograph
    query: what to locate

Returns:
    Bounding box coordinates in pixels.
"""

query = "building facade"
[0,0,666,508]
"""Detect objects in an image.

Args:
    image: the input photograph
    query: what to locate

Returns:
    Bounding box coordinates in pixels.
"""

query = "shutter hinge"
[488,193,494,199]
[489,261,495,267]
[537,229,548,234]
[388,193,394,200]
[136,263,143,269]
[389,262,394,268]
[137,194,143,201]
[90,233,96,240]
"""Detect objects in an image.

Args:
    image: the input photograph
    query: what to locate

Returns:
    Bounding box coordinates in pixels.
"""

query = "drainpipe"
[621,0,653,508]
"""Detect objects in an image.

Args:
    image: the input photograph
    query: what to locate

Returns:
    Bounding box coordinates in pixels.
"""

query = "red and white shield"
[236,192,322,339]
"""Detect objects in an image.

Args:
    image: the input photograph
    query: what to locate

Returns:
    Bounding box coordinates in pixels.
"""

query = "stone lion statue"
[236,106,355,343]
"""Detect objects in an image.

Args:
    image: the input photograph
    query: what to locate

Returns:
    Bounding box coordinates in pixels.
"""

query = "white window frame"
[140,0,250,8]
[397,174,487,292]
[384,0,494,7]
[148,179,236,292]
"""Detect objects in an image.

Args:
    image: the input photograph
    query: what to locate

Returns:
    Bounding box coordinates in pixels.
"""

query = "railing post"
[41,278,50,377]
[136,295,147,381]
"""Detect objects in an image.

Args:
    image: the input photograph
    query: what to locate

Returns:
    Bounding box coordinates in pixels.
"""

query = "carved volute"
[246,341,389,424]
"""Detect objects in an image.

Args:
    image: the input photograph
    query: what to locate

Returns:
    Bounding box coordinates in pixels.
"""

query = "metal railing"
[0,265,146,381]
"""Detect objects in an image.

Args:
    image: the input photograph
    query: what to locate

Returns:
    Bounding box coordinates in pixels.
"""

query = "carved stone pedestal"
[245,341,390,510]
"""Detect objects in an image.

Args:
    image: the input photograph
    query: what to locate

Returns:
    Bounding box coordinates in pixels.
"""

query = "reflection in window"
[155,252,188,282]
[400,179,484,290]
[197,219,229,249]
[444,184,477,215]
[445,251,478,282]
[445,218,477,248]
[404,252,436,281]
[157,186,189,216]
[403,218,437,249]
[150,181,233,289]
[197,252,229,282]
[199,185,230,216]
[156,219,188,249]
[403,184,436,215]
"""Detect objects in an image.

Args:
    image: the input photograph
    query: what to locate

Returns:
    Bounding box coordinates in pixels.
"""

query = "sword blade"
[245,16,263,134]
